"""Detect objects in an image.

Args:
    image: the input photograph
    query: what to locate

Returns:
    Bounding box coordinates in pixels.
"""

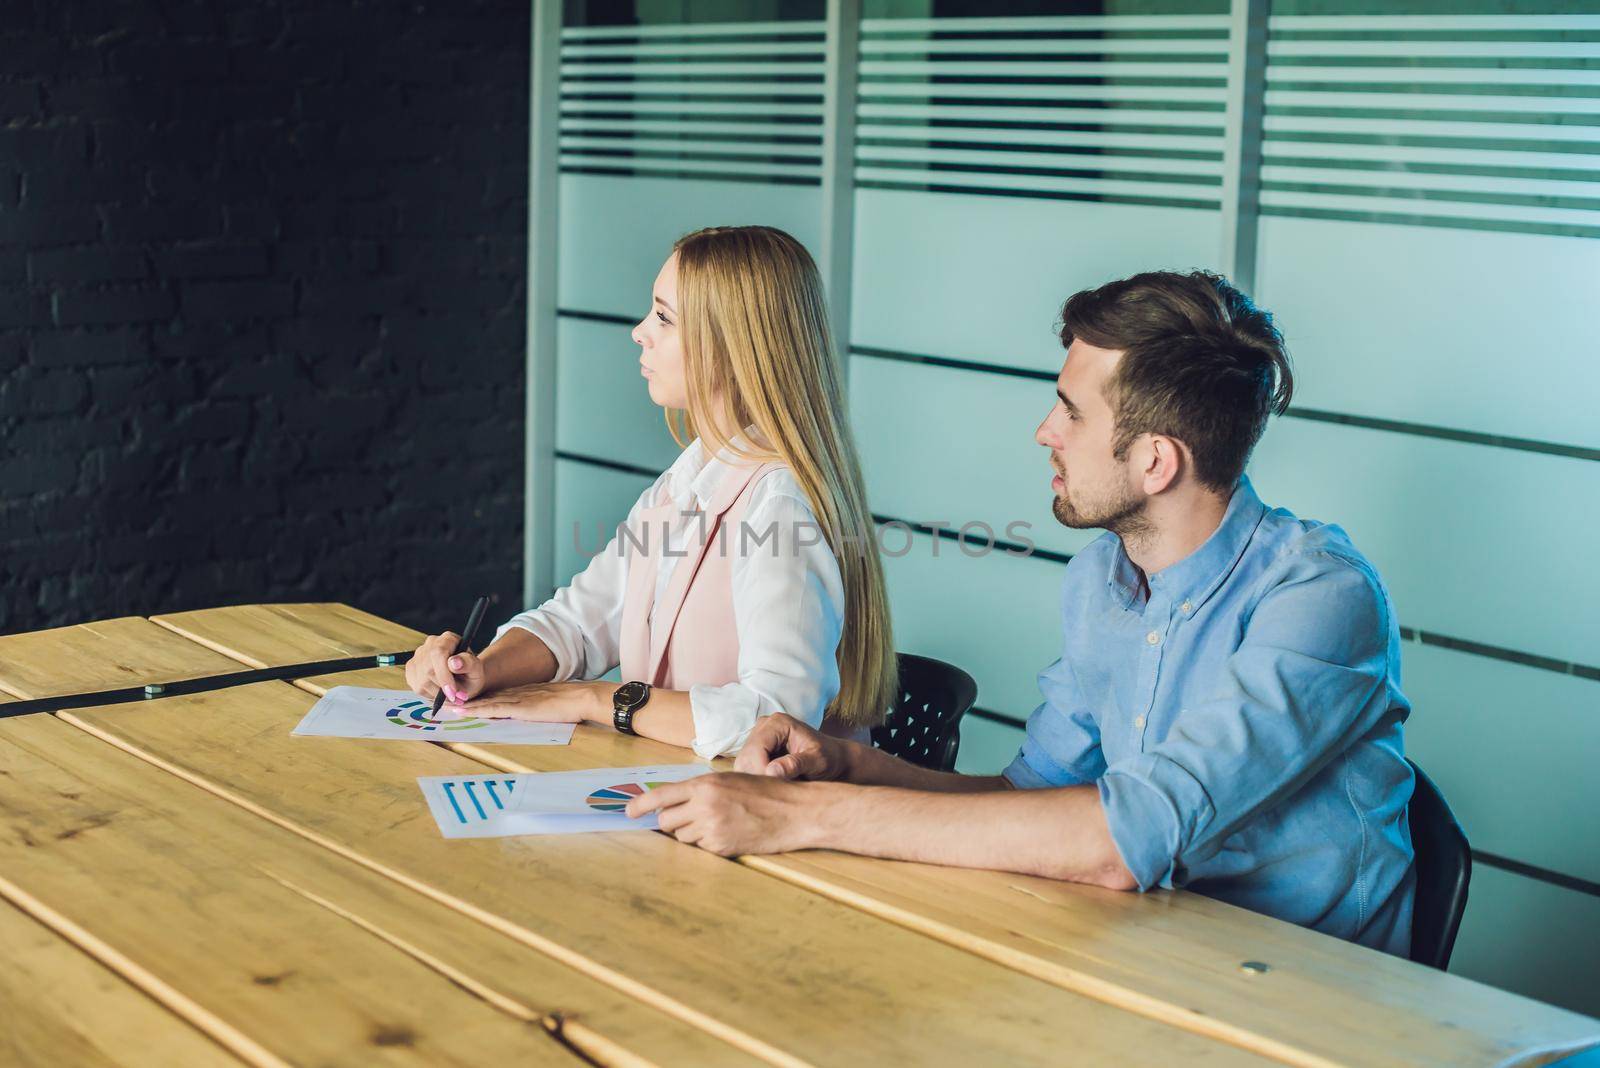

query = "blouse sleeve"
[686,483,845,758]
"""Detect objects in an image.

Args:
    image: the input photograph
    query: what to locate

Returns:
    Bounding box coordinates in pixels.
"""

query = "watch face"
[616,681,647,708]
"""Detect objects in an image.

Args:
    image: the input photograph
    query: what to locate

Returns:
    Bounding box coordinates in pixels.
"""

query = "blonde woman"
[405,226,896,759]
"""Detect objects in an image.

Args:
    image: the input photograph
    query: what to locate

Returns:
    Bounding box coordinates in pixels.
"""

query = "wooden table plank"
[396,716,1600,1068]
[0,617,244,699]
[150,603,423,667]
[202,604,1600,1067]
[0,896,244,1068]
[0,713,752,1068]
[745,854,1600,1068]
[63,682,1271,1067]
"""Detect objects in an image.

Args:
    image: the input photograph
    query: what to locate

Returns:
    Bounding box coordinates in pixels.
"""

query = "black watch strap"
[612,681,650,736]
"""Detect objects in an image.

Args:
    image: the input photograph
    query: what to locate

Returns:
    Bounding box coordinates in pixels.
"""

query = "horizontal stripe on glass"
[855,166,1221,201]
[561,91,826,104]
[858,145,1221,177]
[1259,202,1600,238]
[1266,113,1600,142]
[561,61,826,76]
[1269,40,1600,59]
[861,16,1230,34]
[1268,16,1600,32]
[562,146,823,167]
[562,118,822,139]
[562,132,821,149]
[561,21,825,41]
[562,41,824,58]
[1264,139,1600,169]
[561,102,823,117]
[861,84,1230,104]
[862,114,1225,137]
[860,58,1229,74]
[558,165,819,187]
[1261,172,1600,205]
[861,37,1231,56]
[854,178,1216,211]
[860,139,1222,167]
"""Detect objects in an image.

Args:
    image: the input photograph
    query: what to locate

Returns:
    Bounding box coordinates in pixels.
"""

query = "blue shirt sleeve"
[1004,653,1107,789]
[1099,552,1399,891]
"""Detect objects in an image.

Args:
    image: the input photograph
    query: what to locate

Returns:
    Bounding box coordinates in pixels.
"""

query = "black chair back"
[870,653,978,772]
[1407,758,1471,970]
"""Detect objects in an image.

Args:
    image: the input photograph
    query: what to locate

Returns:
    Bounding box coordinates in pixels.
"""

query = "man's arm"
[839,741,1011,792]
[804,780,1136,888]
[734,712,1008,792]
[628,771,1135,890]
[1100,554,1399,891]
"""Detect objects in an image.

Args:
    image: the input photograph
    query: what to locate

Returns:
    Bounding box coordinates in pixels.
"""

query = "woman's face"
[632,253,687,410]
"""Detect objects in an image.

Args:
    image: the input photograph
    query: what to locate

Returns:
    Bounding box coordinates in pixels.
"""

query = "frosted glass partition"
[851,9,1232,370]
[548,9,830,594]
[534,0,1600,1017]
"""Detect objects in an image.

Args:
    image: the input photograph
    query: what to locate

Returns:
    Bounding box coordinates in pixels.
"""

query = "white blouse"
[493,437,845,759]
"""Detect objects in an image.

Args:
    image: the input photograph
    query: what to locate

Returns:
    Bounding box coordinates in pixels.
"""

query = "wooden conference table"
[0,603,1595,1067]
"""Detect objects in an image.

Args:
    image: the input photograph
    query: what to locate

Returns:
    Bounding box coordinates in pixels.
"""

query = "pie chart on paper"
[585,782,672,812]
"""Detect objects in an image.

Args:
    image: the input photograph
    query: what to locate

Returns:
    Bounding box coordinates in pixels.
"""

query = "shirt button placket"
[1137,621,1164,748]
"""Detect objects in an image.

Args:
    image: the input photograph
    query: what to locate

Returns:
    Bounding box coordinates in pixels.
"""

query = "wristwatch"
[612,681,651,736]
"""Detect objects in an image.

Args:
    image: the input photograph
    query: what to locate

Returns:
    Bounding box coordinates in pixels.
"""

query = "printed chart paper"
[292,686,575,746]
[418,764,712,839]
[418,774,548,839]
[509,763,711,815]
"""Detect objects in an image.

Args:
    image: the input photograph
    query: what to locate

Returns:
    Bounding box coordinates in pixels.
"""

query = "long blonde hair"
[667,225,895,727]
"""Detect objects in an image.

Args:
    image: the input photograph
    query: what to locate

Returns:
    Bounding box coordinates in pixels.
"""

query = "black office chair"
[870,653,978,772]
[1406,758,1471,970]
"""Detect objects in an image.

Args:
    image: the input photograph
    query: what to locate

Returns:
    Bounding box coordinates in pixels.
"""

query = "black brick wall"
[1,1,530,638]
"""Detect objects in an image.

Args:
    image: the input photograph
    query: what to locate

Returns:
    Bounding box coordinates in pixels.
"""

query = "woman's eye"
[655,310,671,325]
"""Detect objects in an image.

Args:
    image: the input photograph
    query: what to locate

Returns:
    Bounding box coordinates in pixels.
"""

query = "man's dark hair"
[1058,269,1293,492]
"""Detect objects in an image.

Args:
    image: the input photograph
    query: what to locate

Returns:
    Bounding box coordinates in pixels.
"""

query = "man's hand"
[625,773,828,857]
[734,713,853,781]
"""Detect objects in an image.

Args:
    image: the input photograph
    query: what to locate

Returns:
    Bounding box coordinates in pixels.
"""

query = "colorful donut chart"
[384,698,489,732]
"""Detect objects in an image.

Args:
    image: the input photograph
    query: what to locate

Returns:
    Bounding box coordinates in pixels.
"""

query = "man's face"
[1034,340,1146,532]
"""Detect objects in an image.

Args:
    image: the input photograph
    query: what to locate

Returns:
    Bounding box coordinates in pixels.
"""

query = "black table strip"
[0,650,416,720]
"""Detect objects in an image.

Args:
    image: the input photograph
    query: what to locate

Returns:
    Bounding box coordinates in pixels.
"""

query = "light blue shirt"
[1004,477,1416,955]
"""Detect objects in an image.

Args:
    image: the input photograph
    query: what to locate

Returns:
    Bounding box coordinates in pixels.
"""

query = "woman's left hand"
[442,681,611,725]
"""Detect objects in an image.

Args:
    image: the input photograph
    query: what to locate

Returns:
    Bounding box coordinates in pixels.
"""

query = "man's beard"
[1051,468,1149,540]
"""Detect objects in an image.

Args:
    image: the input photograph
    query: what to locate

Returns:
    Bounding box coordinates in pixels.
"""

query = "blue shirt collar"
[1106,477,1269,612]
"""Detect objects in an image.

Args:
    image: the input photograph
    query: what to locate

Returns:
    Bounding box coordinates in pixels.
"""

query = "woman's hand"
[405,632,490,704]
[443,680,612,725]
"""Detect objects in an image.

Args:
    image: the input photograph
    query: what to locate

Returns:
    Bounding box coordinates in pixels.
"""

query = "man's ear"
[1143,434,1184,495]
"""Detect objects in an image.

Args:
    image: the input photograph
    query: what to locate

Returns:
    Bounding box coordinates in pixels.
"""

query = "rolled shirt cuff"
[1002,752,1055,790]
[1097,754,1215,892]
[1002,733,1098,790]
[687,682,763,760]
